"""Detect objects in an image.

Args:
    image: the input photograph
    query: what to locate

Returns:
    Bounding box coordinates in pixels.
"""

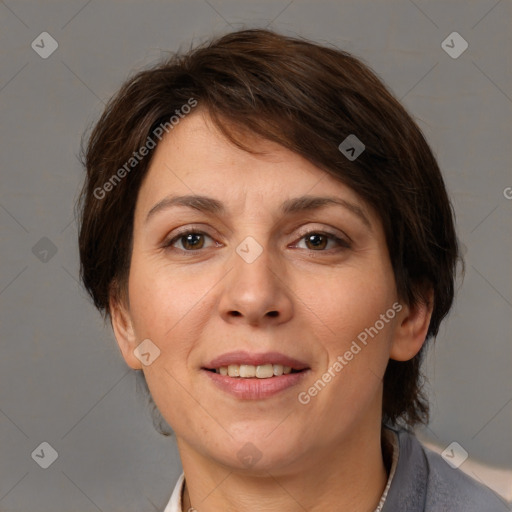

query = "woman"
[78,29,505,511]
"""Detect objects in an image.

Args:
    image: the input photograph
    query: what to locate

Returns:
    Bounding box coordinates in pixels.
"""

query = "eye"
[164,230,216,251]
[294,231,350,251]
[163,229,350,253]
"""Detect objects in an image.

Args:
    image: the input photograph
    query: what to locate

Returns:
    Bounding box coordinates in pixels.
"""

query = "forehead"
[135,111,373,222]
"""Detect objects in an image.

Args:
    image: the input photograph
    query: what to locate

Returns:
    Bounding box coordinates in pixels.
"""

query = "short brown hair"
[78,28,461,429]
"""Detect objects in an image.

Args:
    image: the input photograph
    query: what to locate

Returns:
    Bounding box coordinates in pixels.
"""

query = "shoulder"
[419,438,508,512]
[384,427,508,512]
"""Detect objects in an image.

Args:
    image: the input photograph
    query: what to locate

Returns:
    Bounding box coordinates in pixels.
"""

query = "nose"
[217,242,294,327]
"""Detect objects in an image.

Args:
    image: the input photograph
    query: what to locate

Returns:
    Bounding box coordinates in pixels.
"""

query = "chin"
[213,433,304,474]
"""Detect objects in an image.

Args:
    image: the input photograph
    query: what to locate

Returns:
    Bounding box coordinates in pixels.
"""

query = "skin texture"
[110,110,433,512]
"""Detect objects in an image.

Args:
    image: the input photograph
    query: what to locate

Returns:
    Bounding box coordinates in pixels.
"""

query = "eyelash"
[162,229,351,253]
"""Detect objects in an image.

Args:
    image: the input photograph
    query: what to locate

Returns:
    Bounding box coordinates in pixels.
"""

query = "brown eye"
[180,233,205,250]
[295,231,351,252]
[304,233,328,250]
[165,231,214,251]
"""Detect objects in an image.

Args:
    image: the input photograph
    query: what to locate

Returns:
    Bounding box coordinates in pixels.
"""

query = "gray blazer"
[382,427,509,511]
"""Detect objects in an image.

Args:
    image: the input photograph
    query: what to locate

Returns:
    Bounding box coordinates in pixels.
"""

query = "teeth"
[215,364,294,378]
[273,364,284,376]
[239,364,256,378]
[228,364,239,377]
[256,364,273,378]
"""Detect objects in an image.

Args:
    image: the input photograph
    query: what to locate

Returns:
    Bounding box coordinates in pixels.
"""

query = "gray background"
[0,0,511,511]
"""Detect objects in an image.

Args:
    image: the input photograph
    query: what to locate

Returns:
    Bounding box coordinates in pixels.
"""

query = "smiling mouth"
[203,364,306,378]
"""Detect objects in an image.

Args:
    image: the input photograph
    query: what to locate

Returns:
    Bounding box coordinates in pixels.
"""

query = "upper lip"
[204,351,310,370]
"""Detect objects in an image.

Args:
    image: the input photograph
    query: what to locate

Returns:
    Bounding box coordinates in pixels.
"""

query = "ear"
[109,288,143,370]
[390,288,434,361]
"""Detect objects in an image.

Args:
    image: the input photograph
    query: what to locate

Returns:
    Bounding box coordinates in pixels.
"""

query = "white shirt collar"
[163,429,399,512]
[163,472,185,512]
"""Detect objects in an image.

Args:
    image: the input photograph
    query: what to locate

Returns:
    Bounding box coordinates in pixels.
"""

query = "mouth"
[201,351,311,399]
[202,364,306,378]
[202,350,310,378]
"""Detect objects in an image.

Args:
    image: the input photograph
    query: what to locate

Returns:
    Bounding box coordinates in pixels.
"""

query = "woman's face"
[112,111,407,473]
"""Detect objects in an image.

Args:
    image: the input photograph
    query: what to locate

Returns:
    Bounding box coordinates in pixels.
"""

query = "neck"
[178,423,388,512]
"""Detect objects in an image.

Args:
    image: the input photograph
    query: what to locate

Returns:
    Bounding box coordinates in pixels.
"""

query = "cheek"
[298,264,396,341]
[127,255,214,339]
[296,264,397,405]
[126,258,214,425]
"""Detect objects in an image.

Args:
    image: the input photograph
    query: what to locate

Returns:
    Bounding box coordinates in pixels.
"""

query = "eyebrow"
[145,194,371,229]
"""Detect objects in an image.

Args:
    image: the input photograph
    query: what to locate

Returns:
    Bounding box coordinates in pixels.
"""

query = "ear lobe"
[109,293,143,370]
[390,289,434,362]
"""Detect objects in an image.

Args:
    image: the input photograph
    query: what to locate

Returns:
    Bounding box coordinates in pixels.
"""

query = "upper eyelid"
[167,225,345,240]
[167,220,349,239]
[292,224,350,242]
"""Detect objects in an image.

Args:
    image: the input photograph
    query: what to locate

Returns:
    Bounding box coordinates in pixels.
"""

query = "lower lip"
[202,369,310,399]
